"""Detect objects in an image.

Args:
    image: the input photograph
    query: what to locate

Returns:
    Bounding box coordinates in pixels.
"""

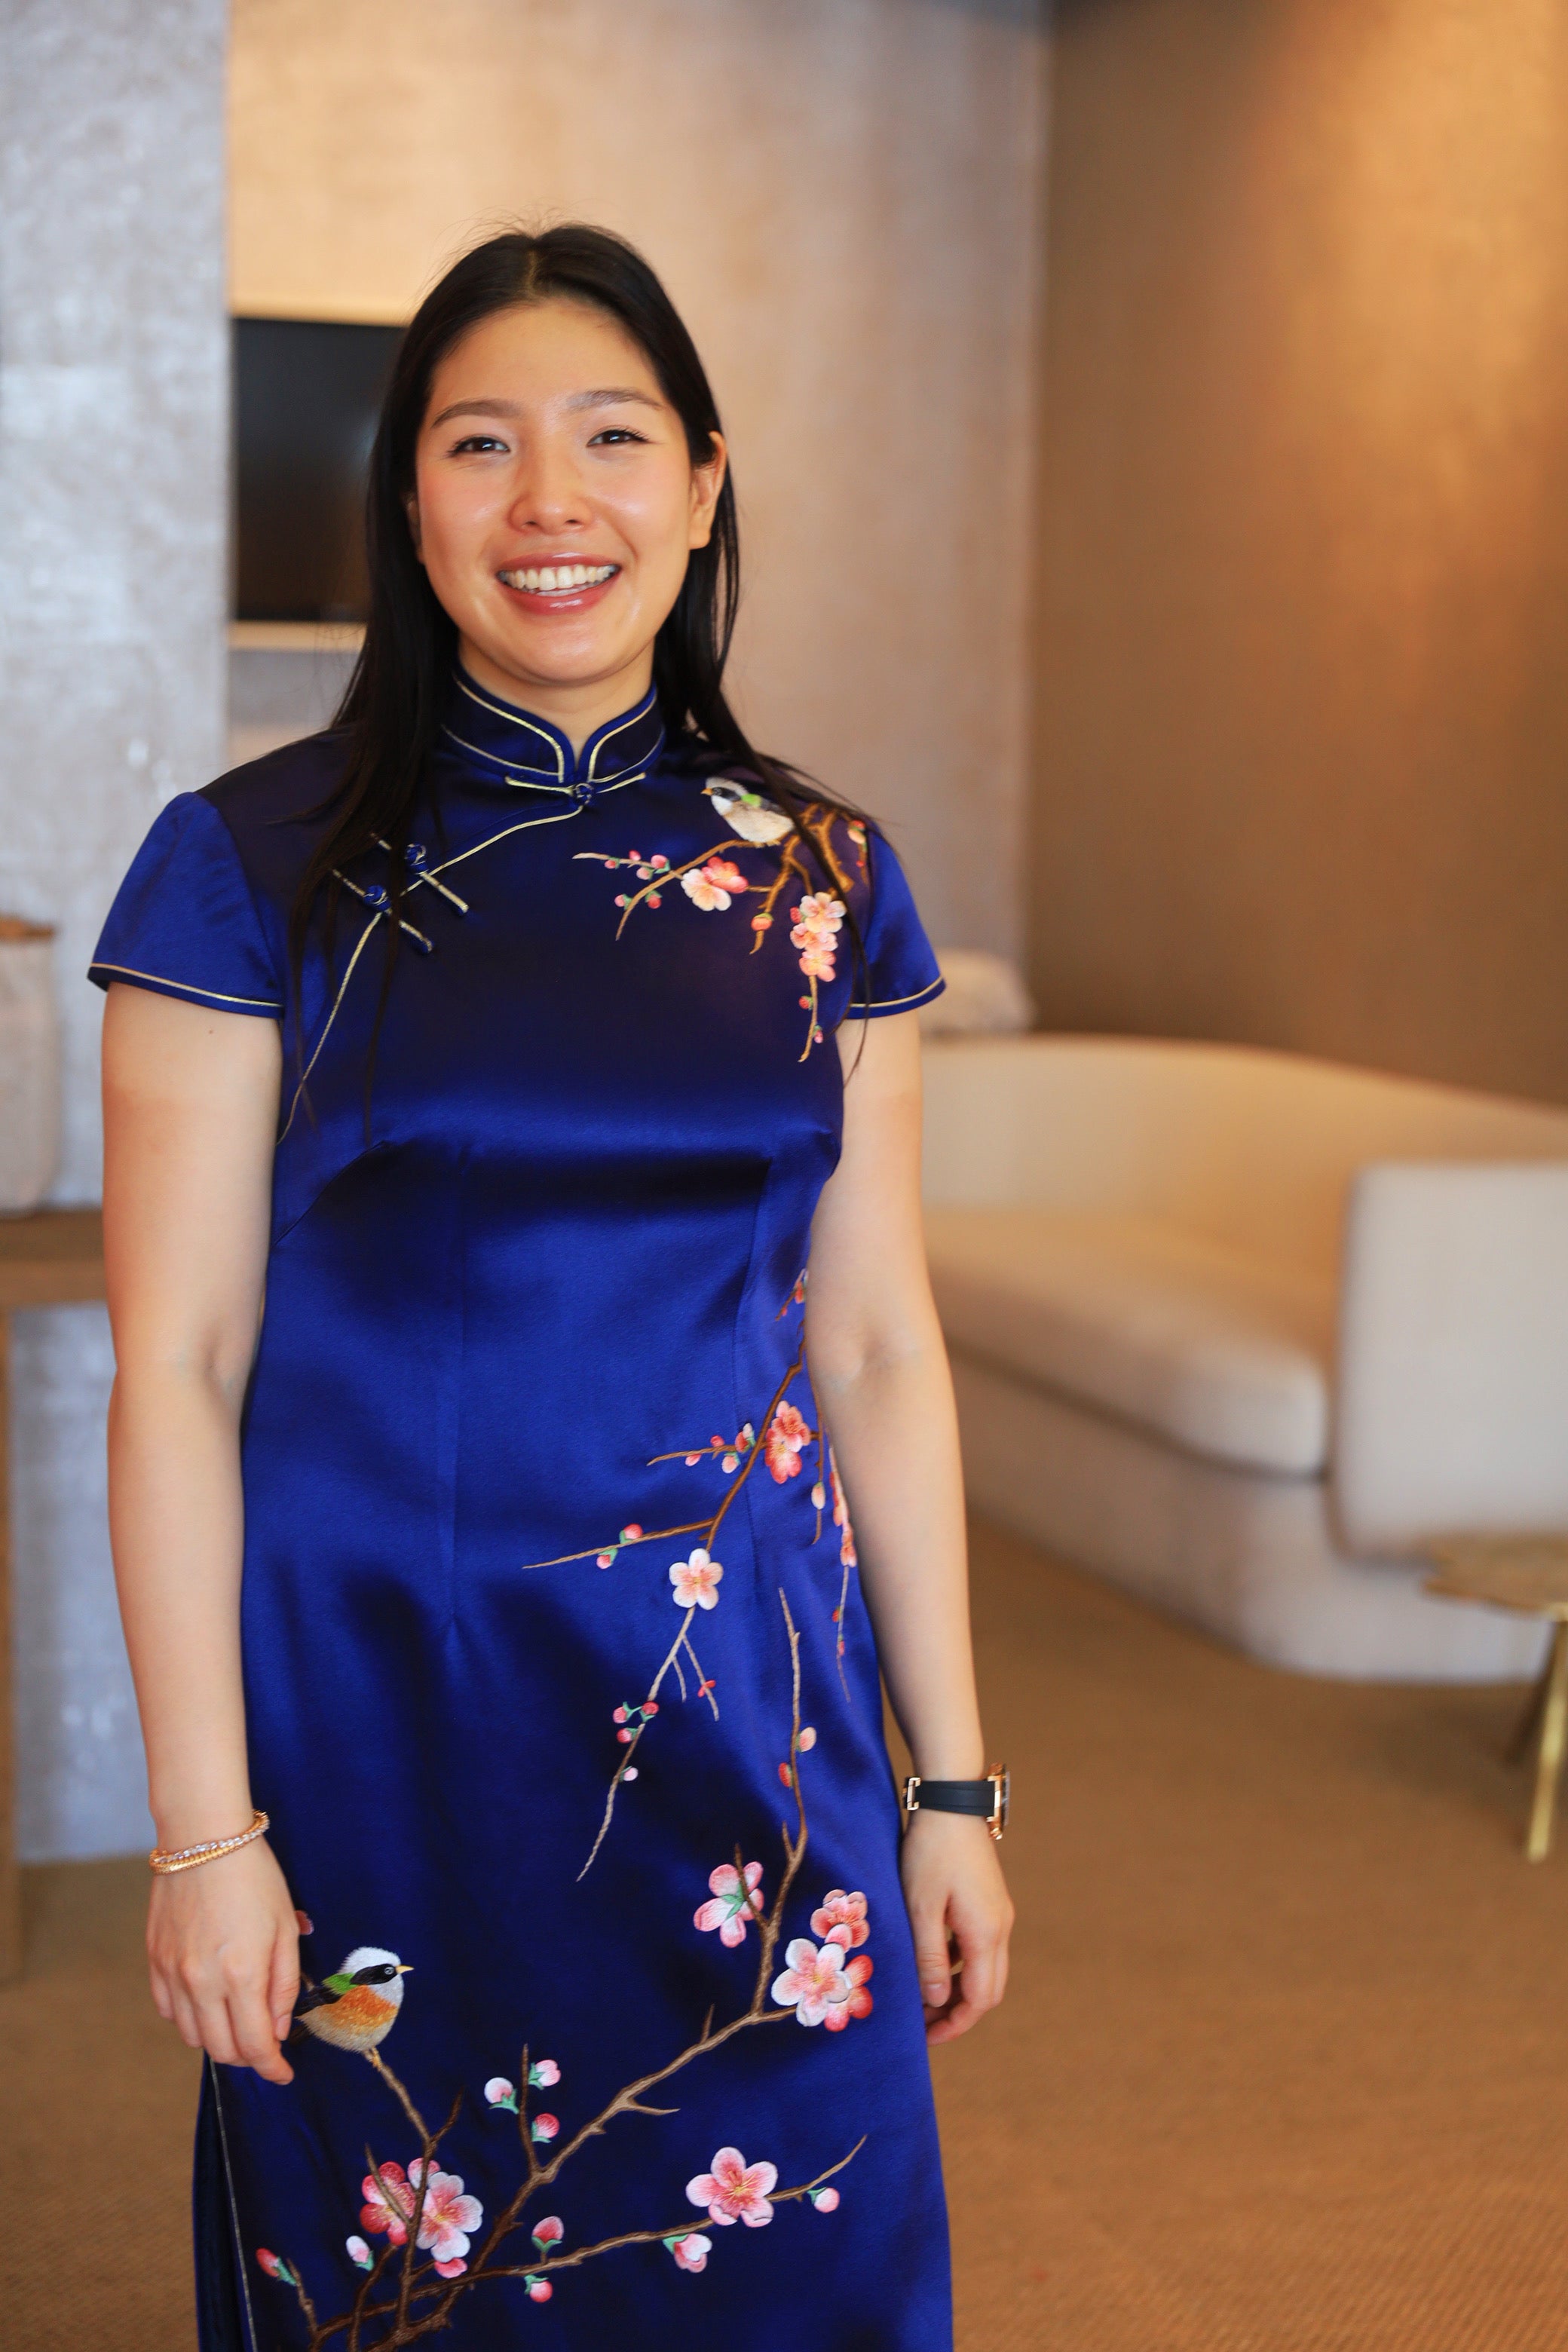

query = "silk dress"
[91,672,951,2352]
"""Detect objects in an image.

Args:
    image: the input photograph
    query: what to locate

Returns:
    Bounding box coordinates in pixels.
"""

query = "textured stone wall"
[229,0,1048,953]
[0,0,228,1857]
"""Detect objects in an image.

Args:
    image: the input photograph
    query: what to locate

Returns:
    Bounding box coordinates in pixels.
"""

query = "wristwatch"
[902,1766,1009,1841]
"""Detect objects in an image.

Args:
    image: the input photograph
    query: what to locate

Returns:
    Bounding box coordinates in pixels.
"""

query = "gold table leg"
[1526,1617,1568,1863]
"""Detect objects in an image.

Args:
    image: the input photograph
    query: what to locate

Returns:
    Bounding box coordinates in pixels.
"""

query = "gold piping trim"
[841,975,947,1016]
[452,675,565,777]
[91,963,281,1010]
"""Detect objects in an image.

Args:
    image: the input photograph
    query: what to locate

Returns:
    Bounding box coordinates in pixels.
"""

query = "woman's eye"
[588,428,648,447]
[450,435,508,455]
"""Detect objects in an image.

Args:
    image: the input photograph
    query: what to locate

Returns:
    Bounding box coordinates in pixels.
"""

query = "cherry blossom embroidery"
[251,1597,865,2347]
[770,1938,854,2026]
[694,1860,766,1946]
[764,1401,812,1483]
[519,1297,847,1875]
[360,2163,417,2246]
[686,2146,779,2228]
[823,1954,874,2032]
[811,1889,870,1949]
[576,792,867,1058]
[668,2231,714,2271]
[670,1549,723,1609]
[681,856,749,910]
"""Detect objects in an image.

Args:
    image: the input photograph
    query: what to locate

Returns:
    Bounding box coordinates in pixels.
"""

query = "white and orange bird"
[291,1946,412,2053]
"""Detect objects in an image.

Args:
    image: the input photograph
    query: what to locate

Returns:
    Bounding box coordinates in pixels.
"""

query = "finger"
[910,1908,952,2013]
[228,1980,293,2085]
[169,1986,205,2049]
[189,1987,243,2069]
[269,1926,302,2048]
[148,1961,176,2023]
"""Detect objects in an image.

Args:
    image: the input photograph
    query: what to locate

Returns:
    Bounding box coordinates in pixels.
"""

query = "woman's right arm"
[103,980,299,2084]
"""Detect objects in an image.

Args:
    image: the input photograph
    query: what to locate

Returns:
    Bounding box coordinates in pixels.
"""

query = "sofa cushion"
[924,1207,1336,1476]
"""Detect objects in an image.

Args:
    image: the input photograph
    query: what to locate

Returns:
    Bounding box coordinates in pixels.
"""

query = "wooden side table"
[1427,1536,1568,1862]
[0,1207,106,1979]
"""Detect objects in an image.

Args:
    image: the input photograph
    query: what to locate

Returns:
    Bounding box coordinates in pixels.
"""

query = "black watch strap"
[902,1767,1009,1839]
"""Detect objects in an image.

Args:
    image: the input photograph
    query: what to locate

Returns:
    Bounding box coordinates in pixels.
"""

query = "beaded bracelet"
[149,1808,270,1876]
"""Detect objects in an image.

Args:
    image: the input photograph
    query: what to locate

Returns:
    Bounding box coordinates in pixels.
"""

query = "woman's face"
[409,299,726,728]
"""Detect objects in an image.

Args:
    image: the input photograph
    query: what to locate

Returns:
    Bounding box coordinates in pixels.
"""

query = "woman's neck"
[456,637,655,756]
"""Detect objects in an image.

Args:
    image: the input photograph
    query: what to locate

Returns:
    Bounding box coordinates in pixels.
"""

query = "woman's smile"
[495,556,621,613]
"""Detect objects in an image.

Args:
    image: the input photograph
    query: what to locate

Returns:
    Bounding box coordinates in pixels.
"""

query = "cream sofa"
[922,1037,1568,1679]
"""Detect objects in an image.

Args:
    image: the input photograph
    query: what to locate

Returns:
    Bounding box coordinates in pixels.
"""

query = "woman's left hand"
[900,1808,1014,2044]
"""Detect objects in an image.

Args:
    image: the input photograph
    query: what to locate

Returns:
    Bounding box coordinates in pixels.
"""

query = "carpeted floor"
[7,1521,1568,2350]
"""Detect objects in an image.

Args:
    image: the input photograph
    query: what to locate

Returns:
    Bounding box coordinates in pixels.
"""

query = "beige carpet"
[7,1521,1568,2350]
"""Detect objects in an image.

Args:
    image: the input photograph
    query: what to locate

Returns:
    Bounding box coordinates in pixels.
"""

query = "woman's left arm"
[805,1010,1013,2044]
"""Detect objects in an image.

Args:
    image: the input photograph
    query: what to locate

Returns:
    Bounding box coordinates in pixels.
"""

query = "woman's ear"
[688,431,727,553]
[404,491,424,562]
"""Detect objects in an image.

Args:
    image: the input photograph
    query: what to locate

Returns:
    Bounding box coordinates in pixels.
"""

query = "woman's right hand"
[147,1837,302,2085]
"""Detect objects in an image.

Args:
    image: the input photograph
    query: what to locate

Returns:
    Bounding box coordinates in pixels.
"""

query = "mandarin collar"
[441,669,666,800]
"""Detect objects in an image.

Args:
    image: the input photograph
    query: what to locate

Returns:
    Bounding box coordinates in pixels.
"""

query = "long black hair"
[287,224,864,1038]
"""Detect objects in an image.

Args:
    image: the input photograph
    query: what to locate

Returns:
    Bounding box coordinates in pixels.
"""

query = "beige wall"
[1031,0,1568,1103]
[229,0,1047,953]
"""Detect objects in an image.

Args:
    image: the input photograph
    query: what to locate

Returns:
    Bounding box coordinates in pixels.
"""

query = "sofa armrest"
[1332,1162,1568,1555]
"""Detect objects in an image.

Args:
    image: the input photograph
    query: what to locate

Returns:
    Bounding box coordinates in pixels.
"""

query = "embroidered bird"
[703,779,794,845]
[291,1946,412,2052]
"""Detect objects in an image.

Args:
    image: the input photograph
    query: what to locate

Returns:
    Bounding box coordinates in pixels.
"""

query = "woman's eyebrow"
[428,387,664,429]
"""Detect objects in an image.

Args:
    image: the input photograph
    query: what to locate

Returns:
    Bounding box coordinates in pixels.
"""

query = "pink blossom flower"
[682,856,749,911]
[433,2257,467,2278]
[669,2231,713,2271]
[294,1909,314,1934]
[811,2185,842,2211]
[823,1952,874,2032]
[770,1937,853,2026]
[360,2163,415,2245]
[484,2077,518,2112]
[670,1548,724,1609]
[694,1860,764,1946]
[529,2059,560,2087]
[346,2234,374,2271]
[798,1726,816,1751]
[406,2161,482,2266]
[686,2145,778,2228]
[526,2276,553,2301]
[256,2249,296,2283]
[829,1452,856,1566]
[791,892,845,983]
[531,2113,559,2143]
[764,1401,811,1484]
[531,2216,565,2253]
[811,1889,870,1949]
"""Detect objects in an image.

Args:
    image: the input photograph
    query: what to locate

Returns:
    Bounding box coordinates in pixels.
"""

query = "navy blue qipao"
[91,673,951,2352]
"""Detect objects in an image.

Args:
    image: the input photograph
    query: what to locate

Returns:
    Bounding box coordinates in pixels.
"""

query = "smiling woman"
[90,225,1009,2352]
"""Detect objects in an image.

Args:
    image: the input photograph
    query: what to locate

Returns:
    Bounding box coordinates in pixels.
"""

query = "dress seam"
[207,2057,261,2352]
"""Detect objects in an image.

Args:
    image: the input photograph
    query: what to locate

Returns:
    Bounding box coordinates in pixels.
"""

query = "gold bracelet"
[149,1809,270,1876]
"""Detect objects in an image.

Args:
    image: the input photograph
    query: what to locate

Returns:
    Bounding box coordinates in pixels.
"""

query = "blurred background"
[5,4,1568,2346]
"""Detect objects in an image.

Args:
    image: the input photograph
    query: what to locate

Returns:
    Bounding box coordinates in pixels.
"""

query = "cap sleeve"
[88,792,283,1016]
[841,825,945,1020]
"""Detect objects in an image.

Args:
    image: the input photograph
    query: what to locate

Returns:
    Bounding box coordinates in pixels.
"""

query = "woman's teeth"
[499,563,617,595]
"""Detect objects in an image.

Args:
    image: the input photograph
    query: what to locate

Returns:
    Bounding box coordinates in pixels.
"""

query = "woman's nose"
[507,439,586,534]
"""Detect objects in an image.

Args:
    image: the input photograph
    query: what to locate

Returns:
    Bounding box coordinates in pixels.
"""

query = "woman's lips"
[496,561,620,617]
